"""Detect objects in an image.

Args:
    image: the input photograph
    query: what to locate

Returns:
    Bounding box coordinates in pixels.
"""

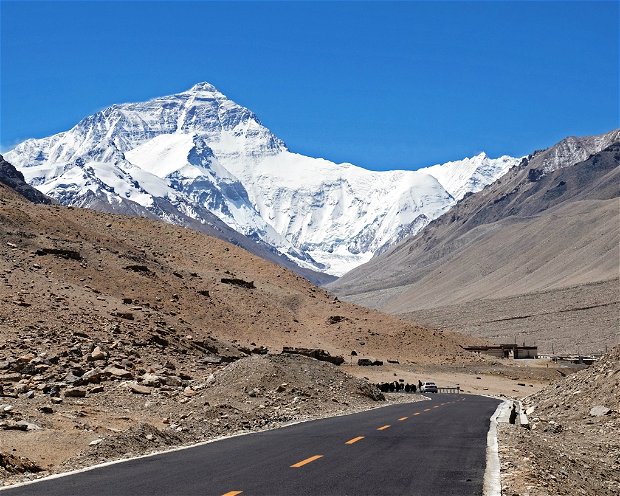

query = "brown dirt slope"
[0,182,473,365]
[499,346,620,496]
[526,345,620,420]
[0,180,473,484]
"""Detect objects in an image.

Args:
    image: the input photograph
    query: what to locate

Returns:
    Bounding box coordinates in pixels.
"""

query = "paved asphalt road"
[3,394,500,496]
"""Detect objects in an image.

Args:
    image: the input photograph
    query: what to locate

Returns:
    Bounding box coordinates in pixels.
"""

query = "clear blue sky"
[1,1,618,170]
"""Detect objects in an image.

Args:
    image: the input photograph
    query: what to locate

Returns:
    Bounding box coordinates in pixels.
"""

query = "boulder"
[90,346,106,361]
[589,405,611,417]
[103,366,133,379]
[161,376,182,387]
[130,383,152,395]
[281,347,345,366]
[64,387,87,398]
[141,373,162,387]
[82,368,102,383]
[183,386,197,397]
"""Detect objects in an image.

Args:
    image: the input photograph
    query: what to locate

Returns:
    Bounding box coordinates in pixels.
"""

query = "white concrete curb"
[518,400,530,428]
[483,399,510,496]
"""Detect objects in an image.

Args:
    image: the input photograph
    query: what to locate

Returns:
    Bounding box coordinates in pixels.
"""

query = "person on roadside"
[509,403,517,424]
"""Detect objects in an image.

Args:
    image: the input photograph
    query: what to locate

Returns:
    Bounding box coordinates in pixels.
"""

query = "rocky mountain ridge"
[0,155,52,205]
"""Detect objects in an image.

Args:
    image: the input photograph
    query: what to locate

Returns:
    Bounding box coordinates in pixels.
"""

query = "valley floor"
[400,278,620,355]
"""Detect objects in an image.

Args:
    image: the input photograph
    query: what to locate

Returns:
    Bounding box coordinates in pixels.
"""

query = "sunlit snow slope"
[6,83,520,276]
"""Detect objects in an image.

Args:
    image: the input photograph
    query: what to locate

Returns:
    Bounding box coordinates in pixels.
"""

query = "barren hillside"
[0,182,474,364]
[0,178,480,483]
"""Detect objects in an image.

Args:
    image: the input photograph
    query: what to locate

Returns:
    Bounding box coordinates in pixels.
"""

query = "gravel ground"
[498,346,620,496]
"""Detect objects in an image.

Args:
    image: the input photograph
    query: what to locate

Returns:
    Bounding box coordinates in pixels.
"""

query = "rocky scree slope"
[498,346,620,496]
[0,181,474,365]
[5,82,519,276]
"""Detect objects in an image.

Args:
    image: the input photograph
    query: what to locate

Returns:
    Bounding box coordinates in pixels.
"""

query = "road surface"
[3,393,500,495]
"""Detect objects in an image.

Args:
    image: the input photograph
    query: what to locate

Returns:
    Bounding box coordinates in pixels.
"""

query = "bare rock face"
[0,155,52,205]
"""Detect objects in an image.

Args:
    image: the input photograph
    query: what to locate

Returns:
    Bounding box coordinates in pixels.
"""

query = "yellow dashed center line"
[413,412,421,416]
[291,455,323,468]
[398,416,408,421]
[345,436,365,445]
[222,492,243,496]
[377,424,391,431]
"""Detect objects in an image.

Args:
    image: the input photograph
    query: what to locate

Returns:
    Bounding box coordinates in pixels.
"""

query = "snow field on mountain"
[6,82,520,276]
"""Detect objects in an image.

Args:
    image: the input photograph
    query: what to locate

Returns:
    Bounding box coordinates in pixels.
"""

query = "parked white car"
[420,381,438,393]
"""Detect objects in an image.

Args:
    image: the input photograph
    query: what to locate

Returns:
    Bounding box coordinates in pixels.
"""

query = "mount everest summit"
[5,82,520,276]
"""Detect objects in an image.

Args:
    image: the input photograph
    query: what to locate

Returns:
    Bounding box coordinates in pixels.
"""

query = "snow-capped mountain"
[6,82,520,276]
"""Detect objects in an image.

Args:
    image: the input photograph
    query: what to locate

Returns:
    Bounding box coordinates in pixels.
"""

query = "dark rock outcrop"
[281,347,345,366]
[0,155,52,204]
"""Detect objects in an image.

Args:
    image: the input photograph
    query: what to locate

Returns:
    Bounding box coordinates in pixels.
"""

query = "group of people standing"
[375,379,425,393]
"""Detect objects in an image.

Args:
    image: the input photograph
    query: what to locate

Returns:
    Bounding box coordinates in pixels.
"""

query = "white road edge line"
[483,399,510,496]
[1,395,431,491]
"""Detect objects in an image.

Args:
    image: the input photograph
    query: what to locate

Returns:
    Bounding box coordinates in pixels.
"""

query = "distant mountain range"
[329,129,620,353]
[5,83,519,277]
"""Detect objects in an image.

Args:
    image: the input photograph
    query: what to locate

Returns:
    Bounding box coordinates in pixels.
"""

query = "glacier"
[5,82,521,276]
